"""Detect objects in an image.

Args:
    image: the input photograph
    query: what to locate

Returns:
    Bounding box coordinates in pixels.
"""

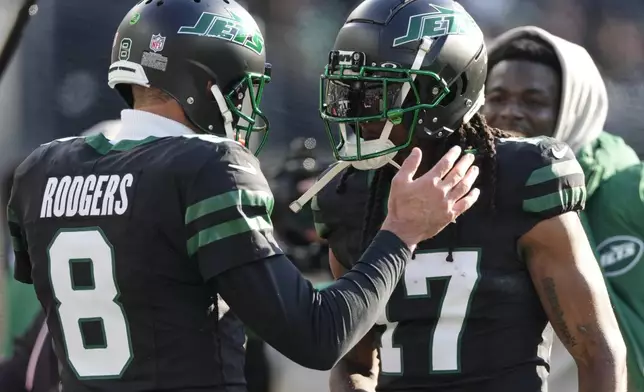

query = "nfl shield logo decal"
[149,34,166,52]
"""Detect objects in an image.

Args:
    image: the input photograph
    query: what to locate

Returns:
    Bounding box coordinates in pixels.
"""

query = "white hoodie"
[489,26,613,391]
[488,26,608,153]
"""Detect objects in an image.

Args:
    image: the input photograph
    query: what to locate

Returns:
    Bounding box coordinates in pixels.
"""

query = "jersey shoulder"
[179,133,246,152]
[11,138,90,213]
[177,134,256,167]
[179,135,272,194]
[495,136,586,220]
[13,137,84,180]
[175,135,279,277]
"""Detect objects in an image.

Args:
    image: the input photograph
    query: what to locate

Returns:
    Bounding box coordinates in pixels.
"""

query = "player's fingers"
[426,146,462,181]
[447,165,479,201]
[452,188,481,217]
[441,153,476,191]
[393,147,422,184]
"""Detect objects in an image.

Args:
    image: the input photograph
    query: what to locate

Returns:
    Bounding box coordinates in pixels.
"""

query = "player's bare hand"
[381,146,480,248]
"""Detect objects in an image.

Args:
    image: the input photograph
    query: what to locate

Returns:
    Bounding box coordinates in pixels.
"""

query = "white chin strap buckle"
[288,139,400,213]
[289,37,435,213]
[339,138,400,171]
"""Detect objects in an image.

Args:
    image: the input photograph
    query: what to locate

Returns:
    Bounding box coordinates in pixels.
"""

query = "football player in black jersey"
[4,0,483,391]
[307,0,627,391]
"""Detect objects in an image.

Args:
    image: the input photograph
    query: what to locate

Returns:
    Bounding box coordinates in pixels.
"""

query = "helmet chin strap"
[211,84,265,150]
[211,85,236,139]
[289,38,433,213]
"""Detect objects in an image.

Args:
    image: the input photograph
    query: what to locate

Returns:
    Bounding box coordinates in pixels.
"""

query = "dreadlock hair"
[488,35,562,84]
[335,113,513,261]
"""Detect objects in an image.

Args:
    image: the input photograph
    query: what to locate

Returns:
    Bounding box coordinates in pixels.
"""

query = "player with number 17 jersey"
[314,137,587,390]
[312,0,624,390]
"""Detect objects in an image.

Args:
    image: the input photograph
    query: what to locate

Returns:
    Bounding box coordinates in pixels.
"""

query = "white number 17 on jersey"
[379,250,481,374]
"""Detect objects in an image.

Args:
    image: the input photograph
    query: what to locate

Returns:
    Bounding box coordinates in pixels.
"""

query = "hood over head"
[488,26,608,152]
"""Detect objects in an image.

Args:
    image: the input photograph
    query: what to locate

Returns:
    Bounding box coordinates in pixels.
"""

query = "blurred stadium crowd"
[0,0,643,391]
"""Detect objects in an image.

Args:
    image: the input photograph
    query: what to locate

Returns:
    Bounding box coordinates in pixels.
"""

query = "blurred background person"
[586,163,644,392]
[483,26,643,391]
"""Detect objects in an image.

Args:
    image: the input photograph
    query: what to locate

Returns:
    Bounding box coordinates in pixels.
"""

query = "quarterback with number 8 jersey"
[3,0,484,391]
[311,0,627,391]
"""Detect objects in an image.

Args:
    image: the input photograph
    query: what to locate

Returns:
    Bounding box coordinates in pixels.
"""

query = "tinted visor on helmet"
[319,50,451,161]
[324,78,406,120]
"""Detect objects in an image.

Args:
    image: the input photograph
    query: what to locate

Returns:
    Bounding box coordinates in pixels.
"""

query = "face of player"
[483,60,561,138]
[358,120,429,168]
[359,121,409,146]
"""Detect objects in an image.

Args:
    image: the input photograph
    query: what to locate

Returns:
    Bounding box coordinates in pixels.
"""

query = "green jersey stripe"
[525,159,584,186]
[523,186,586,213]
[185,189,273,224]
[187,215,272,256]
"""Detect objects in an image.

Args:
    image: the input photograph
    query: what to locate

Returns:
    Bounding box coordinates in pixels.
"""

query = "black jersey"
[313,136,586,391]
[7,133,282,392]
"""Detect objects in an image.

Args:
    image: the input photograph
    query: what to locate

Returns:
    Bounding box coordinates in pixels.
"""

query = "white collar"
[109,109,195,142]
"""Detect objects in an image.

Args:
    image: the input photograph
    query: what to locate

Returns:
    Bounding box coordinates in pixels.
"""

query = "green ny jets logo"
[393,5,477,47]
[177,10,264,55]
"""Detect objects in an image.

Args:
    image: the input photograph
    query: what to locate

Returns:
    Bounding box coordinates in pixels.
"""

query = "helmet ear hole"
[439,84,457,107]
[437,73,468,108]
[460,73,469,95]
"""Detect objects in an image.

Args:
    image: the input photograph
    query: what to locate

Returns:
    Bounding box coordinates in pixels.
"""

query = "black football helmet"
[108,0,271,154]
[320,0,487,163]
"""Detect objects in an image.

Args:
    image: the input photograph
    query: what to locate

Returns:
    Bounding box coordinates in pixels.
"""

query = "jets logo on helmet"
[393,4,478,47]
[108,0,272,156]
[177,10,264,55]
[291,0,487,212]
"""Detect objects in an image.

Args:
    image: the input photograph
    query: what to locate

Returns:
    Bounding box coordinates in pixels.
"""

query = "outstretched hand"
[381,146,480,248]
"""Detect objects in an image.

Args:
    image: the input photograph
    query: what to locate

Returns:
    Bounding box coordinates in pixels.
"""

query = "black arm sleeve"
[7,182,32,284]
[215,230,410,370]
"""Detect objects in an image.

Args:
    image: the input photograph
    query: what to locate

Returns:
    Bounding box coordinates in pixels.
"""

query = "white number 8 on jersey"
[48,228,132,378]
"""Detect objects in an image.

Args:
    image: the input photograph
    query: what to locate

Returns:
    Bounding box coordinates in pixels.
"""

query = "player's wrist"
[380,219,419,250]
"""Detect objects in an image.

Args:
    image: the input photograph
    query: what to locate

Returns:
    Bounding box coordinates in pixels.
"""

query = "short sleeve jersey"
[313,136,586,391]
